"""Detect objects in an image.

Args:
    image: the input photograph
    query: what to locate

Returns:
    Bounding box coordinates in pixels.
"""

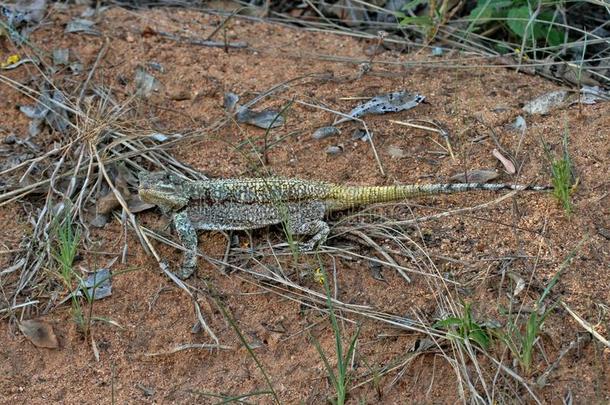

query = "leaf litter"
[334,90,425,124]
[18,319,59,349]
[224,91,286,129]
[0,4,608,404]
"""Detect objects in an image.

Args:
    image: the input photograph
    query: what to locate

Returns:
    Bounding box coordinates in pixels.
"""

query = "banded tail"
[327,183,550,210]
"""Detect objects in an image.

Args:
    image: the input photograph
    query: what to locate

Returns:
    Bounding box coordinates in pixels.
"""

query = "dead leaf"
[387,145,407,159]
[523,90,568,115]
[135,68,161,98]
[492,149,516,174]
[335,90,425,125]
[235,107,285,129]
[507,272,526,296]
[18,319,59,349]
[82,268,112,300]
[127,196,155,213]
[96,171,130,214]
[65,18,99,36]
[450,169,499,183]
[312,126,340,140]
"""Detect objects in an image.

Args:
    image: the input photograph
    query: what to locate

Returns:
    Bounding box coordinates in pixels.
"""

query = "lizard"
[138,170,549,279]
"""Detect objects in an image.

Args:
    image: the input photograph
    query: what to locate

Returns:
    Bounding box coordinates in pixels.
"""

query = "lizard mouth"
[137,171,189,210]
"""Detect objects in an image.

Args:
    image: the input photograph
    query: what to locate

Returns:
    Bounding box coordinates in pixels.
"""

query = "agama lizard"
[138,171,548,278]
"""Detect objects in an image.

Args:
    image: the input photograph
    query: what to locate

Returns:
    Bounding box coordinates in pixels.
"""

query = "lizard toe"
[178,264,197,279]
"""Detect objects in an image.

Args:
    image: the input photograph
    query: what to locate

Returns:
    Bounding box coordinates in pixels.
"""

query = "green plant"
[543,126,576,214]
[360,357,384,400]
[466,0,564,49]
[496,238,585,374]
[498,301,555,375]
[52,211,120,335]
[434,302,491,350]
[395,0,447,41]
[310,263,361,405]
[260,98,293,165]
[214,291,281,404]
[52,211,85,329]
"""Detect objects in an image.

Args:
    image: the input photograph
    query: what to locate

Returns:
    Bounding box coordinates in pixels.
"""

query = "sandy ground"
[1,4,609,404]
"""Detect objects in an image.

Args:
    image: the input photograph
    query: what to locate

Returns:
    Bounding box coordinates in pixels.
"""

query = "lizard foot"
[298,241,316,251]
[178,263,197,279]
[292,220,329,252]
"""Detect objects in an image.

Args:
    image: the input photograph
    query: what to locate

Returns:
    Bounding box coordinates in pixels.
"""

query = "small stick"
[562,301,610,348]
[156,30,247,49]
[390,119,455,160]
[206,8,244,41]
[145,343,233,357]
[78,37,110,105]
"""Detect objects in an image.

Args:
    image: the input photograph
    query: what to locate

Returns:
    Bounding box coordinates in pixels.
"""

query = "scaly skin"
[139,171,549,278]
[326,182,548,210]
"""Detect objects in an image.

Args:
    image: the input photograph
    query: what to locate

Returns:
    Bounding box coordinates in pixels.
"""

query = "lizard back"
[184,178,334,204]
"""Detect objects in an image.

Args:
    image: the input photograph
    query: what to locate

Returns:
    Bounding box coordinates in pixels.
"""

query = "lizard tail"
[328,183,550,210]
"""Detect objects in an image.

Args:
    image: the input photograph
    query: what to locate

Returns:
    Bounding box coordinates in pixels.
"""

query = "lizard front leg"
[172,211,198,279]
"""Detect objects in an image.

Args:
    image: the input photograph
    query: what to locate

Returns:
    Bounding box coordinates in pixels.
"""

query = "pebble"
[312,126,340,140]
[326,145,343,155]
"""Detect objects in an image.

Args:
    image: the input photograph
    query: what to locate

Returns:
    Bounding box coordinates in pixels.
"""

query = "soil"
[1,3,609,404]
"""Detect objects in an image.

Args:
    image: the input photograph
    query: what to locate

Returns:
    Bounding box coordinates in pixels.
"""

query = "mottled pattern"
[183,178,333,204]
[138,171,549,278]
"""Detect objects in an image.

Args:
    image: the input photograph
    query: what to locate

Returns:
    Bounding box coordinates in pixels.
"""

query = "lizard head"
[138,171,189,212]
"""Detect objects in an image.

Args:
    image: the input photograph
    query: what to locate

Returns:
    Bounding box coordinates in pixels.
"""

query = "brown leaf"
[18,319,59,349]
[127,196,155,213]
[492,149,516,174]
[96,191,120,214]
[96,171,131,214]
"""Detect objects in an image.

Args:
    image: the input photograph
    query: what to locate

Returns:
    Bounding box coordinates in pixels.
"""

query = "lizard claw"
[178,264,197,279]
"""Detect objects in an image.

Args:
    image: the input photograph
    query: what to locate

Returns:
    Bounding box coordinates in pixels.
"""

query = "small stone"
[312,126,340,140]
[169,90,191,101]
[351,129,366,141]
[326,145,343,155]
[147,61,165,73]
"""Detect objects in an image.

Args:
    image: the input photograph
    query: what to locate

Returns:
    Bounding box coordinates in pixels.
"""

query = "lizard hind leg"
[172,211,198,279]
[292,219,330,251]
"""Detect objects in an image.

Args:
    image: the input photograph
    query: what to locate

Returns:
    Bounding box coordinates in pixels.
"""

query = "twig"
[390,119,455,160]
[145,343,233,357]
[561,301,610,348]
[536,333,590,387]
[156,30,247,48]
[78,37,110,105]
[344,229,411,282]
